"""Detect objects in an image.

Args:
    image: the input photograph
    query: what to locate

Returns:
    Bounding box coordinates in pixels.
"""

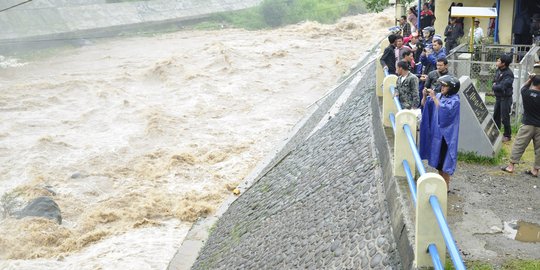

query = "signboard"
[458,76,502,157]
[484,119,500,146]
[462,84,489,124]
[450,7,497,18]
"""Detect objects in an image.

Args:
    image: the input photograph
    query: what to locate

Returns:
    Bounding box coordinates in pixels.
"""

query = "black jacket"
[492,67,514,97]
[380,44,396,74]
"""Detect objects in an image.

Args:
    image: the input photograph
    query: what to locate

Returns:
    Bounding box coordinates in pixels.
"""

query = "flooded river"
[0,9,392,269]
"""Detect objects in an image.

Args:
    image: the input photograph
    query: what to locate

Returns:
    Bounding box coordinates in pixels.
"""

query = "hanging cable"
[0,0,33,13]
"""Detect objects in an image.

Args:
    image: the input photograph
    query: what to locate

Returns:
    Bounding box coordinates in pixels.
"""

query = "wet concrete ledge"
[169,56,417,269]
[0,0,262,54]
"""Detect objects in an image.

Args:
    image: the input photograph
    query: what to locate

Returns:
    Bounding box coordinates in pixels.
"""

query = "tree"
[362,0,388,12]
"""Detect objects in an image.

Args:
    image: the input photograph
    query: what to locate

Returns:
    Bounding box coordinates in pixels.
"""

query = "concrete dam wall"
[0,0,262,44]
[187,61,414,269]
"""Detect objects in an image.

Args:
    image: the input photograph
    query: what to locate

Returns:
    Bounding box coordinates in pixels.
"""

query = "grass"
[458,148,506,165]
[444,259,540,269]
[458,114,534,167]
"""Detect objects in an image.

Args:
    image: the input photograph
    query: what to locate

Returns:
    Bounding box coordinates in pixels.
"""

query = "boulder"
[16,196,62,224]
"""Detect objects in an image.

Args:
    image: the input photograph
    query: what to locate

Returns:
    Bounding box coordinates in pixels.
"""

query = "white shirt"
[469,26,484,43]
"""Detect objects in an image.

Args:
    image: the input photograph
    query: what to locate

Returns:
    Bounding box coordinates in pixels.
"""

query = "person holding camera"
[502,72,540,177]
[420,39,446,75]
[420,75,461,190]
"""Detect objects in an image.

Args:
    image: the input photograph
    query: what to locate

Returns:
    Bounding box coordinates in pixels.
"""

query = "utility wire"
[0,0,33,13]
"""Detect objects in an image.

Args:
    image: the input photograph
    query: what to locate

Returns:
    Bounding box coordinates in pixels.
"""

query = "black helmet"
[438,75,460,95]
[422,26,435,37]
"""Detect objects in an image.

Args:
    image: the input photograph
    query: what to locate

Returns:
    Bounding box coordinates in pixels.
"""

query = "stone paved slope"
[192,64,401,269]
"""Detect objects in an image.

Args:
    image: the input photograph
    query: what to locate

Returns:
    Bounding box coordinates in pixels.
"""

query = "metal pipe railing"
[403,124,426,176]
[390,85,403,111]
[382,65,467,269]
[428,244,444,270]
[402,160,417,205]
[389,113,396,131]
[429,196,467,270]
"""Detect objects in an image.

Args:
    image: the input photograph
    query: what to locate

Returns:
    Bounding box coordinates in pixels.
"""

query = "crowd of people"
[379,19,462,189]
[379,1,540,189]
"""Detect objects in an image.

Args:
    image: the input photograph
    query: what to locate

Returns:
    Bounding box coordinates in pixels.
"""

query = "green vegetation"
[191,0,369,30]
[444,259,540,270]
[502,260,540,270]
[457,148,506,165]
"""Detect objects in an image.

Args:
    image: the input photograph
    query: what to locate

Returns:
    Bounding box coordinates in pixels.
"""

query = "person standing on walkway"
[420,39,446,75]
[420,3,435,31]
[420,75,461,190]
[492,54,514,142]
[380,34,398,75]
[444,18,463,52]
[394,61,419,109]
[470,18,484,44]
[502,72,540,176]
[424,57,450,93]
[408,7,418,33]
[399,15,411,38]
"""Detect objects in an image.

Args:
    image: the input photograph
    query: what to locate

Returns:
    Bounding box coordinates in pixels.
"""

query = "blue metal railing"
[430,196,466,270]
[428,244,444,270]
[402,160,417,205]
[383,69,466,270]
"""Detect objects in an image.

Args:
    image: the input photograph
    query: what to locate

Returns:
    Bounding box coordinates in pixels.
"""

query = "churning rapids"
[0,9,392,270]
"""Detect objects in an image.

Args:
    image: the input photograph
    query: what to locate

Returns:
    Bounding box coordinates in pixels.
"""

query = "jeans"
[493,97,512,138]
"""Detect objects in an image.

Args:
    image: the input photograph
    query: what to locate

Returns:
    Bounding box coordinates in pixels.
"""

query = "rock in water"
[16,196,62,224]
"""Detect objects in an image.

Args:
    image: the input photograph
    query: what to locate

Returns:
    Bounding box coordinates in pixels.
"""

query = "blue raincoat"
[419,96,435,160]
[423,93,460,175]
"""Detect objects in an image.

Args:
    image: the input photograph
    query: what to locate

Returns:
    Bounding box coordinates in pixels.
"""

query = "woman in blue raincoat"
[420,75,461,190]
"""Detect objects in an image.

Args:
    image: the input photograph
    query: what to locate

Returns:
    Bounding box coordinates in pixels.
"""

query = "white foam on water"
[0,8,393,269]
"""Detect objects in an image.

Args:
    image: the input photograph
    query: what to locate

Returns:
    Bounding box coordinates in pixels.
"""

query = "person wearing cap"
[421,26,436,47]
[501,71,540,177]
[492,54,514,142]
[394,60,419,109]
[420,75,461,190]
[469,18,484,44]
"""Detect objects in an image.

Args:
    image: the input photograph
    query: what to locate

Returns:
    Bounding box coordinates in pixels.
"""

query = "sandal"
[524,170,538,177]
[500,167,513,173]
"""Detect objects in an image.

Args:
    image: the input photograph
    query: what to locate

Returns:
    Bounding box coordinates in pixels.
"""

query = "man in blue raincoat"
[420,75,461,190]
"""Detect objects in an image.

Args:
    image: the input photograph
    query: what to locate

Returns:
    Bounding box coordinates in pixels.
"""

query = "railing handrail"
[430,196,466,270]
[382,68,466,269]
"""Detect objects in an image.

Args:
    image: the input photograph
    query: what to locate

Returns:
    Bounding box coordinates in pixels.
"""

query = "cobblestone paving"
[193,70,401,269]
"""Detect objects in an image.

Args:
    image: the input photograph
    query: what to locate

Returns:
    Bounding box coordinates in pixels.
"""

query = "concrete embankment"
[0,0,262,53]
[170,57,416,269]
